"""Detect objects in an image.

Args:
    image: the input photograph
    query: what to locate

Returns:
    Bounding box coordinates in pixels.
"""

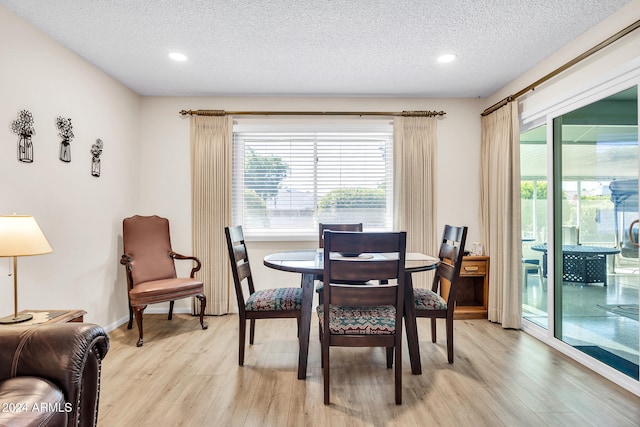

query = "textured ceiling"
[0,0,633,97]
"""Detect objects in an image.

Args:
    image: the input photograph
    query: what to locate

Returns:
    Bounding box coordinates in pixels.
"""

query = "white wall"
[0,6,141,328]
[139,96,484,310]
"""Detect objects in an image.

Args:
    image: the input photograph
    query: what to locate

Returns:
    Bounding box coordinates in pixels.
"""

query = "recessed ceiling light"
[168,52,188,61]
[437,54,456,64]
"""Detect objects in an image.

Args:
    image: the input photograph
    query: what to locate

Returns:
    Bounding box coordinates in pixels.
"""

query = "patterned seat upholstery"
[413,288,447,310]
[315,280,371,295]
[317,305,396,334]
[246,288,303,311]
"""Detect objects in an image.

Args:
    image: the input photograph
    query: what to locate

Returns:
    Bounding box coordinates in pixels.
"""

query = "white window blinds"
[232,127,393,235]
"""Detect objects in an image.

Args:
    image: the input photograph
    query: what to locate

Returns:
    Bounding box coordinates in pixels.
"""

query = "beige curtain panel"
[480,102,522,328]
[190,115,233,315]
[393,116,438,290]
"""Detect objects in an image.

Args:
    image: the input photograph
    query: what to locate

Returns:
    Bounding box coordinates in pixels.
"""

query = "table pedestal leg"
[404,273,422,375]
[298,273,314,379]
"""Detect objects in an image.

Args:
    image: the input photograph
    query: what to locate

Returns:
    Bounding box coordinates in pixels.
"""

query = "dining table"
[263,249,439,379]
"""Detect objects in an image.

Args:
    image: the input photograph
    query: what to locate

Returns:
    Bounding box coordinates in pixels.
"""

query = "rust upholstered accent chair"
[412,224,467,363]
[225,225,302,366]
[120,215,207,347]
[0,323,109,427]
[318,230,407,405]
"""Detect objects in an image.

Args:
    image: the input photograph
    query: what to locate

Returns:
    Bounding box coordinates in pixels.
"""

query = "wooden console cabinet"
[451,255,489,319]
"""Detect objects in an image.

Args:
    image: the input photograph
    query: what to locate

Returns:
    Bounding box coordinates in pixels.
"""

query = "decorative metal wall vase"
[91,139,104,177]
[60,140,71,162]
[18,135,34,163]
[92,157,101,177]
[56,116,74,162]
[11,110,36,163]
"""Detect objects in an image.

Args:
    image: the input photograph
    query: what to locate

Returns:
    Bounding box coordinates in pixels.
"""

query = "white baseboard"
[102,307,194,333]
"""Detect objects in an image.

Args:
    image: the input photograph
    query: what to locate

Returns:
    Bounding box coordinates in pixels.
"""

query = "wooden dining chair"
[412,224,467,363]
[318,230,407,405]
[120,215,207,347]
[224,225,303,366]
[316,223,364,303]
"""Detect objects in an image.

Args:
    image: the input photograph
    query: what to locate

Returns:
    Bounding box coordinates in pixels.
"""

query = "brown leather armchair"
[0,323,109,427]
[121,215,207,347]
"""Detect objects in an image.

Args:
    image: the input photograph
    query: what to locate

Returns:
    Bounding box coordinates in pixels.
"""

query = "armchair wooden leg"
[197,295,208,330]
[133,306,145,347]
[127,302,133,330]
[386,347,393,369]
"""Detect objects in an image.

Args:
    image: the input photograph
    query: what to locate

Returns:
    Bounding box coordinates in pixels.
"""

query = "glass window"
[554,86,638,379]
[232,130,393,236]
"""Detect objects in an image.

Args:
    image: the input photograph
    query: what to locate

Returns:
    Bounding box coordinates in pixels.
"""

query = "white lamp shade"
[0,215,53,257]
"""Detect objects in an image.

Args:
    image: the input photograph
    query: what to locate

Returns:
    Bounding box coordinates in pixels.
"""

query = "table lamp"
[0,215,53,324]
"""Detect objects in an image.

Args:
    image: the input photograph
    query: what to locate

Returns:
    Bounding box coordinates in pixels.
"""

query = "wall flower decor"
[56,116,74,162]
[91,138,103,177]
[11,109,36,163]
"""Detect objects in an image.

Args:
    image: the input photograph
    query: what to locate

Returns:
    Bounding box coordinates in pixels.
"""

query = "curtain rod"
[179,109,445,117]
[481,18,640,117]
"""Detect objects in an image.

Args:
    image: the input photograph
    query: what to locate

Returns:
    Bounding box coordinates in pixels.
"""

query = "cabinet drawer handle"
[464,266,479,272]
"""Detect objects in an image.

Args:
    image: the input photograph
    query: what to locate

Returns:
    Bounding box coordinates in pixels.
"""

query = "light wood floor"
[98,314,640,427]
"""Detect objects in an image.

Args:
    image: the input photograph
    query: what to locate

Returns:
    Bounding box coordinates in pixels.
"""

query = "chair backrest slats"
[236,262,251,283]
[319,223,363,248]
[225,226,256,312]
[329,284,398,306]
[431,225,468,305]
[233,243,248,263]
[329,259,399,282]
[323,231,406,310]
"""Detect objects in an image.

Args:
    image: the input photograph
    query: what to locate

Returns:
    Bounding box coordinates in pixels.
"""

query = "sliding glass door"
[553,86,638,379]
[521,125,549,328]
[522,85,639,380]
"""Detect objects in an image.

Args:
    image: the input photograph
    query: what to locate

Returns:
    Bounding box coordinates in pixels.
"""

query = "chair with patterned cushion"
[318,230,406,405]
[412,224,467,363]
[120,215,207,347]
[225,225,303,366]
